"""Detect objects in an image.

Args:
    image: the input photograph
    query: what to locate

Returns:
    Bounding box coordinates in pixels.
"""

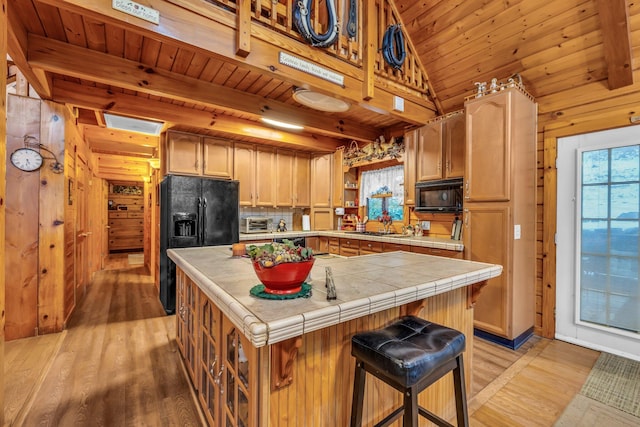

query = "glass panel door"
[557,127,640,361]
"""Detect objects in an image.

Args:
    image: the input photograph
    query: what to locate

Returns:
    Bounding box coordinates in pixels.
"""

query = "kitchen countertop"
[239,230,464,251]
[167,246,501,347]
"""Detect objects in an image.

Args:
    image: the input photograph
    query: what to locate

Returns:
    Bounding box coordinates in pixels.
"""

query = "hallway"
[4,260,202,426]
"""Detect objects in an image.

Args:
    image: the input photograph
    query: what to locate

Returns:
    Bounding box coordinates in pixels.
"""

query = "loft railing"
[202,0,430,97]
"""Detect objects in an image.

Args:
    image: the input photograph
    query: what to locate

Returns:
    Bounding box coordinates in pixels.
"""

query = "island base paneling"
[267,287,473,426]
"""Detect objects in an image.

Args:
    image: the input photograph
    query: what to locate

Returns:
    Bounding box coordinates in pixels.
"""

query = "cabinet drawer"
[109,227,143,237]
[382,242,409,252]
[108,212,128,219]
[339,246,359,257]
[359,240,382,254]
[109,218,144,227]
[339,238,360,250]
[111,196,142,206]
[109,237,143,248]
[127,212,144,218]
[410,246,463,259]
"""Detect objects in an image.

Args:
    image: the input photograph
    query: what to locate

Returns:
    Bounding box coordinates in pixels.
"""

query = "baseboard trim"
[474,327,534,350]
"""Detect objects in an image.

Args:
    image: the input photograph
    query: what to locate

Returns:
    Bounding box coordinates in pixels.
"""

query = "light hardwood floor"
[5,254,603,426]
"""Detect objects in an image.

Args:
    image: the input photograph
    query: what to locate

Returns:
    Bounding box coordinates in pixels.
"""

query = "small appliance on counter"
[241,217,273,234]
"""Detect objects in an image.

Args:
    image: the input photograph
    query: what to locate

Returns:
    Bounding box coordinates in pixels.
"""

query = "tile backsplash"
[240,207,304,230]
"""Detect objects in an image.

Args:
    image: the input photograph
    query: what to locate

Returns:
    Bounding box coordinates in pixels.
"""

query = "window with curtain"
[359,165,404,221]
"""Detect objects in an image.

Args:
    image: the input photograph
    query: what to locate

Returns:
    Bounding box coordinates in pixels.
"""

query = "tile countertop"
[167,246,501,348]
[239,230,464,252]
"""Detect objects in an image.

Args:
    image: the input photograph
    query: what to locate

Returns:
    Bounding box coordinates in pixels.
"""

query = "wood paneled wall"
[1,0,8,422]
[5,95,103,340]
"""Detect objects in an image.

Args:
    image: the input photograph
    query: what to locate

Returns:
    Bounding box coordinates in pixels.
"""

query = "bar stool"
[350,315,468,427]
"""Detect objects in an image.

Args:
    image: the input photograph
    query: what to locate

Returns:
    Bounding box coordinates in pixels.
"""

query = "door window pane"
[580,146,640,333]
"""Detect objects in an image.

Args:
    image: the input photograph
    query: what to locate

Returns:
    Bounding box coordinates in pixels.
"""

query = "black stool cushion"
[351,316,465,387]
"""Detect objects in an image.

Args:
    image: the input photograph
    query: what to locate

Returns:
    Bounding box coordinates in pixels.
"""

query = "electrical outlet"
[514,224,521,240]
[421,221,431,231]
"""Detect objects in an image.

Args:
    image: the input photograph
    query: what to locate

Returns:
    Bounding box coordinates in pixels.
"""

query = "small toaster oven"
[240,217,273,233]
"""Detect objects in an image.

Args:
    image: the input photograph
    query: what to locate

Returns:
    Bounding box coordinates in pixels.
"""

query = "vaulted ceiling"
[7,0,640,181]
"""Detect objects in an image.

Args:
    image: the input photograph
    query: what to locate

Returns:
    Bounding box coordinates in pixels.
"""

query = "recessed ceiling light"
[261,117,304,130]
[292,88,350,112]
[104,113,164,135]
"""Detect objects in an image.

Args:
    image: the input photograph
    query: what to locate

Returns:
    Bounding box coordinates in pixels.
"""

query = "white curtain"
[359,165,404,220]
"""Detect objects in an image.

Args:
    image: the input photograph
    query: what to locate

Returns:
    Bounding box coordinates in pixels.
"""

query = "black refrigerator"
[159,175,239,313]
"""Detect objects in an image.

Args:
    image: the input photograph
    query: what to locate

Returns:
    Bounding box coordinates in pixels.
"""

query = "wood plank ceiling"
[7,0,640,180]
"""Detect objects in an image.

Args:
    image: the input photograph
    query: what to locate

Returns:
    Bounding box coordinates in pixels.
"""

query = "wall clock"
[10,148,44,172]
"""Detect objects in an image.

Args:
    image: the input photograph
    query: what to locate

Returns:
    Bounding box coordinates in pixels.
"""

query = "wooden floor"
[4,254,604,426]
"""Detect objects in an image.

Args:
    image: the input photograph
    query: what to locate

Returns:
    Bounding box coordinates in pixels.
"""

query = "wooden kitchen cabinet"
[465,91,526,202]
[339,237,360,257]
[416,111,465,182]
[410,245,463,259]
[359,240,383,255]
[276,149,294,207]
[203,137,234,178]
[178,269,258,427]
[198,290,222,426]
[464,86,537,344]
[328,237,340,254]
[176,268,198,385]
[221,316,258,427]
[276,150,310,207]
[403,128,418,205]
[167,131,201,175]
[332,148,344,208]
[255,146,276,207]
[293,152,311,207]
[234,143,255,207]
[382,242,410,252]
[166,131,233,178]
[311,154,332,208]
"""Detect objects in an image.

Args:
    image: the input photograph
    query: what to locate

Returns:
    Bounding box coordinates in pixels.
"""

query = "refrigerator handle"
[202,197,207,243]
[198,197,203,244]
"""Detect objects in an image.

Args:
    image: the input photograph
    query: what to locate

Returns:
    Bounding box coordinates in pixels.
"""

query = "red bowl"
[252,259,315,294]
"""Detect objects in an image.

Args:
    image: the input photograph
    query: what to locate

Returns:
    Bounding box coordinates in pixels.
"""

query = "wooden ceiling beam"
[51,79,341,152]
[596,0,634,89]
[28,34,376,143]
[36,0,435,124]
[6,4,52,98]
[82,126,159,149]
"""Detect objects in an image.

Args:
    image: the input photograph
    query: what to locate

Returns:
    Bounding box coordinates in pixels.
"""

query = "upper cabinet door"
[311,154,332,208]
[444,113,466,178]
[332,149,344,207]
[403,128,418,205]
[275,149,294,207]
[202,137,233,179]
[294,152,311,207]
[465,91,511,202]
[233,143,255,206]
[255,146,275,207]
[167,131,202,175]
[416,121,443,181]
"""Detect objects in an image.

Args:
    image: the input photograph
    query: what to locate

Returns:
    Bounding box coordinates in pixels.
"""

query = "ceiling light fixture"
[104,113,164,135]
[261,117,304,130]
[292,87,350,112]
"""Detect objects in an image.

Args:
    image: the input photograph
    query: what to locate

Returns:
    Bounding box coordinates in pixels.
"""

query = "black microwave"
[415,178,463,213]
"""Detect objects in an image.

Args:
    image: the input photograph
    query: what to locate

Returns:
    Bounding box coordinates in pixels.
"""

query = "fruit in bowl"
[246,240,314,294]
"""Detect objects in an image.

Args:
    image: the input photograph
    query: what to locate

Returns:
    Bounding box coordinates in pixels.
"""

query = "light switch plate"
[421,221,431,231]
[514,224,521,239]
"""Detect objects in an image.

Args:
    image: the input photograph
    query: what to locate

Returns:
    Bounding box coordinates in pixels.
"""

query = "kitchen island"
[168,246,501,426]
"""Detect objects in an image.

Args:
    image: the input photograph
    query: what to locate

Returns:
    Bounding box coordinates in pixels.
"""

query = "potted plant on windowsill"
[246,240,315,294]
